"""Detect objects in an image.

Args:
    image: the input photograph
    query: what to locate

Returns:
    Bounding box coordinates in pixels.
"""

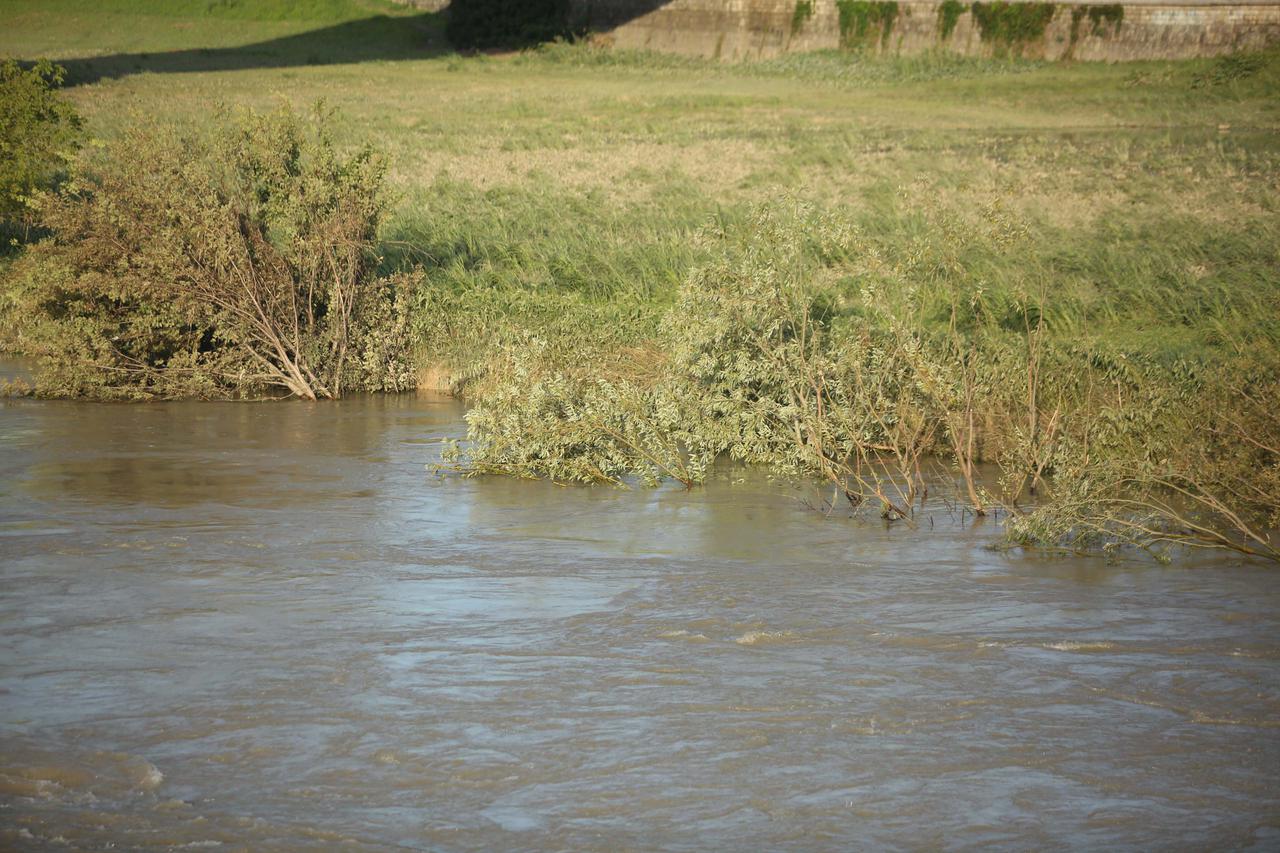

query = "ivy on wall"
[969,2,1056,53]
[792,0,815,35]
[836,0,900,49]
[937,0,965,40]
[1070,3,1125,49]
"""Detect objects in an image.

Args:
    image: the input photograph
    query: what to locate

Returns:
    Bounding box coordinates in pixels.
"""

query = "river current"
[2,378,1278,850]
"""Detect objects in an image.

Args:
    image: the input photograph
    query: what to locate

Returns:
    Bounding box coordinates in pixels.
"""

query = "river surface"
[2,376,1279,851]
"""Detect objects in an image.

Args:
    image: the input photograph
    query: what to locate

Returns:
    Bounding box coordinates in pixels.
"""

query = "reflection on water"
[2,381,1279,850]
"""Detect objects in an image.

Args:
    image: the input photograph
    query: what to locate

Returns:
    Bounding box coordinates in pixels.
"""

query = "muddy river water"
[2,380,1278,850]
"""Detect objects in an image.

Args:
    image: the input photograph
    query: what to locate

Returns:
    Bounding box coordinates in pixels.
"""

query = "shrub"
[5,104,414,400]
[442,195,1278,560]
[1192,53,1266,88]
[444,334,711,486]
[0,60,81,248]
[1006,356,1280,563]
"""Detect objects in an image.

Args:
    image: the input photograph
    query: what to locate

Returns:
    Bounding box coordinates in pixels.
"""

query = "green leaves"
[442,196,1278,561]
[8,104,412,399]
[0,59,81,241]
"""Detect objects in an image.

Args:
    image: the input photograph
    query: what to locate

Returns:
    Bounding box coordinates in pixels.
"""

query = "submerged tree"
[5,104,413,399]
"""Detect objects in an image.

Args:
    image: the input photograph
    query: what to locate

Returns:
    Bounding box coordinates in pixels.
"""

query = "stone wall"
[568,0,1280,60]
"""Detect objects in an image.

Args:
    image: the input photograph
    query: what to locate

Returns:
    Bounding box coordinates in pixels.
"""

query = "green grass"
[3,0,1278,371]
[2,0,418,51]
[21,0,402,21]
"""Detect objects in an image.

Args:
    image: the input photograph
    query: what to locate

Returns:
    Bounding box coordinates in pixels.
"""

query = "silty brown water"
[2,366,1278,850]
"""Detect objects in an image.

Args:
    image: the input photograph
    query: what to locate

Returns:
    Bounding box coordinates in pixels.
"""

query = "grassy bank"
[2,1,1278,559]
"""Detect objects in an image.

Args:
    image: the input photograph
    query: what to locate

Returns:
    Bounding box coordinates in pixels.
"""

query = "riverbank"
[2,1,1278,559]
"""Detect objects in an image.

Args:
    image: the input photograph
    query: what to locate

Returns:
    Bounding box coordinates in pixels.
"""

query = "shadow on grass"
[56,13,450,86]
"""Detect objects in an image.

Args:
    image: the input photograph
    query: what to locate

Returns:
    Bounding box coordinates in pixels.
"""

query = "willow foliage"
[0,59,81,245]
[5,105,415,399]
[444,201,1279,561]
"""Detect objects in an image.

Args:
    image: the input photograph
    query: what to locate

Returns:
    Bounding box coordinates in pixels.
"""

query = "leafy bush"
[446,0,571,50]
[447,205,969,517]
[1192,53,1266,88]
[1006,356,1280,562]
[441,197,1280,561]
[0,60,81,247]
[5,105,415,400]
[444,334,712,486]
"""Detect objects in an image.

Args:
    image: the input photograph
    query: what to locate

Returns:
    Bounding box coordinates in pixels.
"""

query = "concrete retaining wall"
[568,0,1280,60]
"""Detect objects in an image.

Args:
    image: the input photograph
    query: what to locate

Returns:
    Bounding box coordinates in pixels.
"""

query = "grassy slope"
[3,1,1278,371]
[4,1,418,58]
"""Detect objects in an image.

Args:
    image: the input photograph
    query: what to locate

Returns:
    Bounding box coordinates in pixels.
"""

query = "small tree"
[0,59,81,247]
[9,104,409,400]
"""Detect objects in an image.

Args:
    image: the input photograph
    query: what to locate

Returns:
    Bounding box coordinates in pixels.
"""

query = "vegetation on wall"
[792,0,815,36]
[1069,7,1088,52]
[837,1,900,50]
[937,0,966,41]
[970,2,1056,53]
[1069,4,1124,54]
[1086,4,1124,35]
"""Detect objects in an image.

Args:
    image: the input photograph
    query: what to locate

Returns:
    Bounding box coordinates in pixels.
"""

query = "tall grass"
[387,180,712,302]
